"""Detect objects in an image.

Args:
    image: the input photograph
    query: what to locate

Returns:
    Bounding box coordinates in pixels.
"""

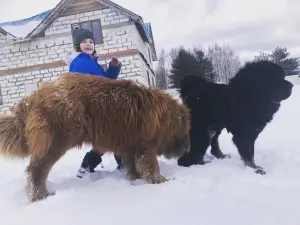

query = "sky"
[0,0,299,63]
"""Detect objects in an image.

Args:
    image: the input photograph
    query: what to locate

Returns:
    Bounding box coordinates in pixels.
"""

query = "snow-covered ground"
[0,86,299,225]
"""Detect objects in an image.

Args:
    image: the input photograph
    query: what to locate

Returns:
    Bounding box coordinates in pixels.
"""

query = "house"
[0,0,157,114]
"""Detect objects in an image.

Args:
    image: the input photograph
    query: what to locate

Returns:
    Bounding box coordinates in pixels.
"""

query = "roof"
[0,10,51,38]
[0,27,8,35]
[144,22,157,61]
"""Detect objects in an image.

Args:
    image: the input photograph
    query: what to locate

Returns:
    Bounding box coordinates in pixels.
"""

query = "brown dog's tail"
[0,115,29,159]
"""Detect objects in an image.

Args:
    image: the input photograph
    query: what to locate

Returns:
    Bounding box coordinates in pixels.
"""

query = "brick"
[111,19,120,24]
[6,83,14,87]
[119,18,129,23]
[79,17,89,22]
[17,77,25,82]
[93,10,103,15]
[88,15,101,20]
[85,12,94,16]
[102,21,110,26]
[56,17,66,22]
[97,49,108,55]
[66,15,76,20]
[109,49,118,53]
[102,8,111,13]
[35,74,44,79]
[122,42,132,47]
[113,15,123,19]
[108,12,116,17]
[116,45,128,51]
[122,69,131,73]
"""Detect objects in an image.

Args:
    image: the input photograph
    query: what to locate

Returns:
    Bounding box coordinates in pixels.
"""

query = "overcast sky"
[0,0,299,63]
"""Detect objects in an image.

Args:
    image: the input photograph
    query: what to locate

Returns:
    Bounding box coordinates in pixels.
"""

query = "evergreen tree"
[254,47,300,75]
[168,47,216,89]
[193,48,216,81]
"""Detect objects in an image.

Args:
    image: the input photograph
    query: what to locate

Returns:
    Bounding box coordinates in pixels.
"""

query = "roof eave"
[144,23,157,61]
[96,0,150,43]
[0,27,17,38]
[0,27,7,36]
[27,0,75,38]
[95,0,142,21]
[134,21,150,43]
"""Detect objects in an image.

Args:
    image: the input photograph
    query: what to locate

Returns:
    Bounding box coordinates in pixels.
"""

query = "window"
[71,19,103,45]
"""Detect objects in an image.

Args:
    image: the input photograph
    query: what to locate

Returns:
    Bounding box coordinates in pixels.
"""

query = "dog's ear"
[180,74,209,99]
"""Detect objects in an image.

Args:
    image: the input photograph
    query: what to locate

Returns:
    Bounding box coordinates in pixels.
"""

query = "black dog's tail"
[179,74,209,101]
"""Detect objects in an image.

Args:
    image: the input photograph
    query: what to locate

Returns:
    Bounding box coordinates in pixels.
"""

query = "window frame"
[71,19,104,45]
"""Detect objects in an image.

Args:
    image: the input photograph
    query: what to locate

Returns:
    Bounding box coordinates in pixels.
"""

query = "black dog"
[177,60,293,174]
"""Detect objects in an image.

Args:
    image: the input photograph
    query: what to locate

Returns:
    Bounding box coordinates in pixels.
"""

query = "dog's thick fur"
[177,60,293,174]
[0,73,190,202]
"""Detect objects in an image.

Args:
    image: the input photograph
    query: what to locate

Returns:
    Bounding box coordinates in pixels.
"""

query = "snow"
[0,86,300,225]
[0,20,41,38]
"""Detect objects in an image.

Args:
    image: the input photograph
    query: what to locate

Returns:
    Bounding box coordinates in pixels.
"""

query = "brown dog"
[0,73,190,202]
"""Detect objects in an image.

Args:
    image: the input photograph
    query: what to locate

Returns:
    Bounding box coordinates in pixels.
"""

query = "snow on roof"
[0,9,52,38]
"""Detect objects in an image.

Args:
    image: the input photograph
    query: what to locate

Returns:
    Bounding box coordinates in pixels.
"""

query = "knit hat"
[72,28,94,47]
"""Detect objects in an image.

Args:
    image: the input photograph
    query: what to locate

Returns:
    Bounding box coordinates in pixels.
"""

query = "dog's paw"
[217,153,231,159]
[198,159,212,165]
[224,154,231,159]
[255,168,266,175]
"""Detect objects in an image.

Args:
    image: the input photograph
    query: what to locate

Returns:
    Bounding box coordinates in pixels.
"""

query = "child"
[64,28,123,178]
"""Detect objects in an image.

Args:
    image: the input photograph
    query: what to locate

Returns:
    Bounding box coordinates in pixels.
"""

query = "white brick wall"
[0,36,73,69]
[44,8,129,36]
[96,25,133,55]
[98,54,139,79]
[134,30,153,70]
[138,54,156,86]
[116,54,155,86]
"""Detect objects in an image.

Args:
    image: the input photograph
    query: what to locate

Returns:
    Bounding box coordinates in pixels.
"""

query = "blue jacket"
[64,52,121,79]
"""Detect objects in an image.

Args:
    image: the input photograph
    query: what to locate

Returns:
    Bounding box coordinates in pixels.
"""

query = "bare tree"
[207,43,241,84]
[155,49,168,89]
[254,51,270,61]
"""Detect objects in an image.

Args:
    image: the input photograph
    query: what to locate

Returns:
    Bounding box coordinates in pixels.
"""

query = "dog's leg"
[178,128,211,167]
[232,134,265,175]
[26,145,68,202]
[122,152,140,180]
[210,129,231,159]
[135,148,167,184]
